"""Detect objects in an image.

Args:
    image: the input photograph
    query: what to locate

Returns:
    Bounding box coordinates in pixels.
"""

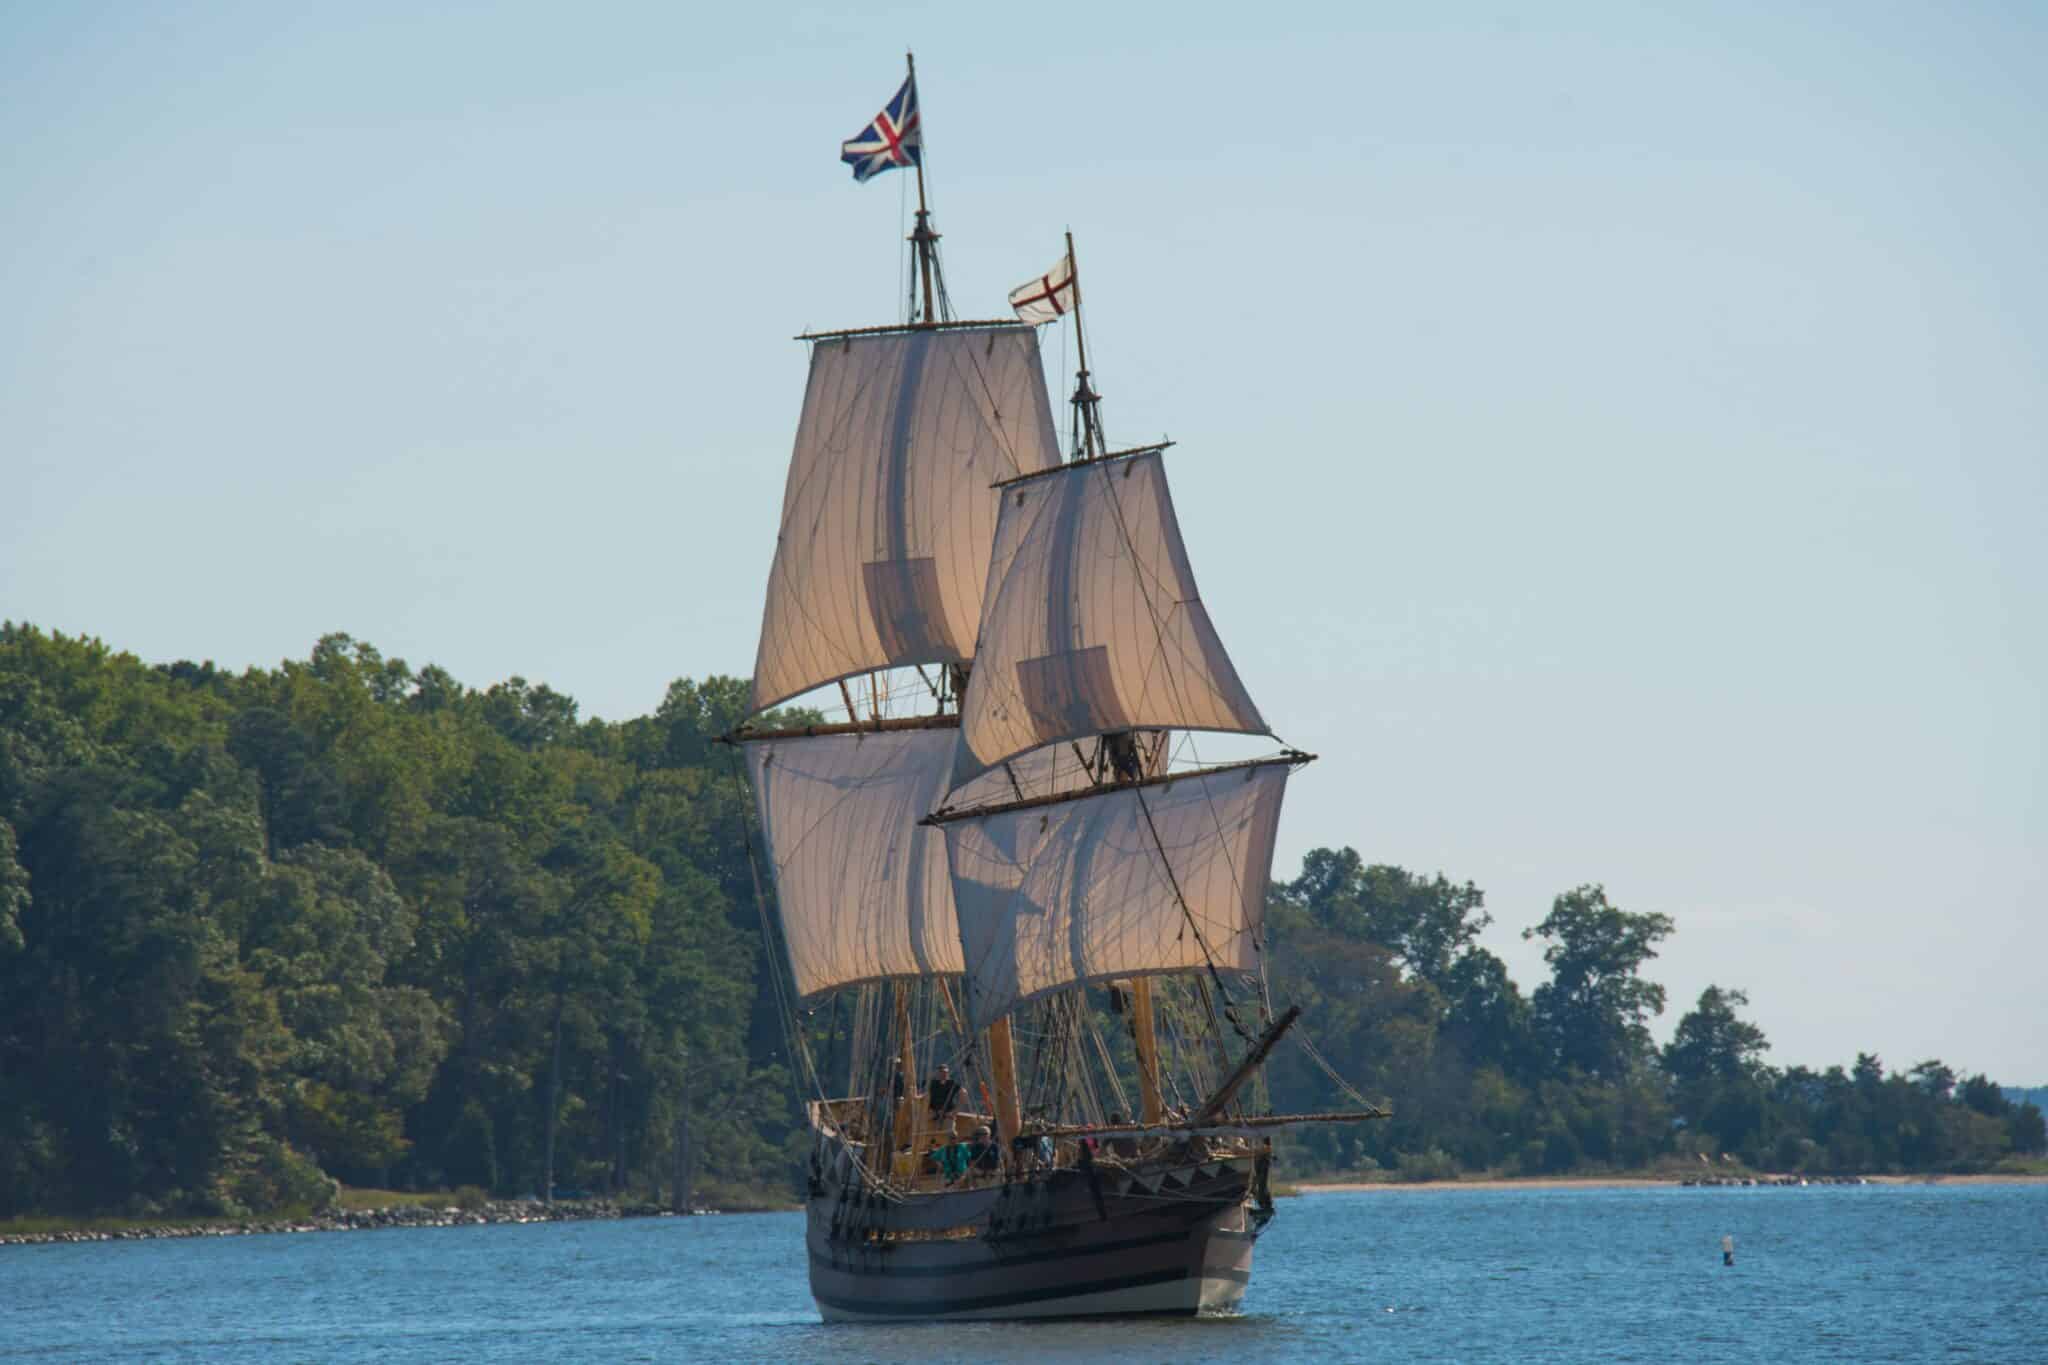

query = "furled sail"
[746,728,1093,1000]
[940,760,1294,1031]
[749,325,1063,716]
[950,450,1266,788]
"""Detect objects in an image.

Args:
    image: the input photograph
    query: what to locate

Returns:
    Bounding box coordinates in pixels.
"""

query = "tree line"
[0,626,795,1217]
[1260,850,2045,1177]
[0,626,2039,1217]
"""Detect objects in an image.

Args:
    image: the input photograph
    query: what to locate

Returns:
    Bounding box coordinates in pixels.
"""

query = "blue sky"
[4,2,2043,1081]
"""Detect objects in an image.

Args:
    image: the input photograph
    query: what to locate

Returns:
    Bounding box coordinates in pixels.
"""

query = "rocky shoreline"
[0,1199,713,1247]
[1679,1176,1873,1187]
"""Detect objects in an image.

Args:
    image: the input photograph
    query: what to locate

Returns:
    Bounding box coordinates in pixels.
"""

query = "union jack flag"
[840,74,921,183]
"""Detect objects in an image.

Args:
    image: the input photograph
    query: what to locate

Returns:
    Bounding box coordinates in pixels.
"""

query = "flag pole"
[1066,230,1103,459]
[907,52,939,326]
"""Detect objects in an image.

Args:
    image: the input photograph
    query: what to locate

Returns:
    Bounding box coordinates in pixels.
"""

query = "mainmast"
[740,60,1080,1166]
[906,52,946,326]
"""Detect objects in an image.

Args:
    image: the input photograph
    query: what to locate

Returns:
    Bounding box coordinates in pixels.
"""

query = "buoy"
[1722,1234,1735,1267]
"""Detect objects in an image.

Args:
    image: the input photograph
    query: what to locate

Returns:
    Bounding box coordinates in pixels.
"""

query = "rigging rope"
[1293,1026,1380,1112]
[721,746,823,1102]
[1132,781,1255,1043]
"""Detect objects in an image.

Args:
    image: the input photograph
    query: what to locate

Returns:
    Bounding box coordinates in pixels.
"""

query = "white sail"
[951,451,1266,788]
[747,729,960,999]
[749,325,1063,716]
[942,762,1293,1031]
[746,729,1092,1000]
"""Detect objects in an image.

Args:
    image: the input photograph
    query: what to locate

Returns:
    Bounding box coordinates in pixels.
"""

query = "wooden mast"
[907,52,939,326]
[893,984,921,1178]
[1125,654,1172,1125]
[1129,979,1166,1124]
[879,80,996,1133]
[1068,234,1164,1123]
[1065,231,1104,458]
[986,1017,1022,1150]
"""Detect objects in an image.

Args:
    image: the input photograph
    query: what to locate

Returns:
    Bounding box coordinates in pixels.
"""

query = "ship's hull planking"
[807,1153,1262,1321]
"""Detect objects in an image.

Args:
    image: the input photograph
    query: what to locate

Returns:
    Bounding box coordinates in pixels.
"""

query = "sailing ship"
[727,59,1385,1321]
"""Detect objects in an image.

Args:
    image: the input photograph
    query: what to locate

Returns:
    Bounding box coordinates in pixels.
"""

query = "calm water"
[4,1184,2043,1362]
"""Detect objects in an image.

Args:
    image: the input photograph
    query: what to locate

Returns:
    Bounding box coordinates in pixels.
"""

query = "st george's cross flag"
[840,75,922,182]
[1008,255,1077,324]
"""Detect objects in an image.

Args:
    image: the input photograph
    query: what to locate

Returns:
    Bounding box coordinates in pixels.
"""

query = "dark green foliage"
[1661,987,1772,1156]
[1665,987,1770,1087]
[2009,1102,2047,1156]
[226,1136,339,1215]
[1279,850,1489,992]
[1261,847,2036,1179]
[1524,885,1675,1081]
[0,624,788,1216]
[0,818,29,955]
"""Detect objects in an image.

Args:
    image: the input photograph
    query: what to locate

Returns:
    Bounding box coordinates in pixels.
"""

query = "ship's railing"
[810,1095,1349,1193]
[809,1097,990,1145]
[883,1127,1258,1192]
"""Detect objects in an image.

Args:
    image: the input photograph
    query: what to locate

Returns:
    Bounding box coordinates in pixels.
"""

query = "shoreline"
[1293,1172,2048,1194]
[0,1197,795,1249]
[13,1171,2044,1244]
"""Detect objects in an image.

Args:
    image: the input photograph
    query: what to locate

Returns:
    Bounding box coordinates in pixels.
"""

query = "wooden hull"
[807,1153,1264,1322]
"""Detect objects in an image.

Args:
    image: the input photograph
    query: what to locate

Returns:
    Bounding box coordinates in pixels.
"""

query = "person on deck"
[927,1063,963,1119]
[1012,1130,1055,1172]
[968,1125,1001,1175]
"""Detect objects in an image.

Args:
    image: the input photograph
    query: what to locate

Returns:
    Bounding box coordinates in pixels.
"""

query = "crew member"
[928,1063,963,1118]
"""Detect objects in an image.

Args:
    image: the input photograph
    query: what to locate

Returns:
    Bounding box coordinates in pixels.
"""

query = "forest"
[1,624,2039,1218]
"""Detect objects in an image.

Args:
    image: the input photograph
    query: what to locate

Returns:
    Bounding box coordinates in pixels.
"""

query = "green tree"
[480,677,581,751]
[1908,1059,1956,1101]
[1958,1073,2009,1118]
[1524,885,1674,1080]
[634,676,754,771]
[0,817,26,955]
[2009,1102,2047,1156]
[1264,881,1441,1170]
[1278,849,1490,992]
[1663,986,1771,1159]
[226,707,347,856]
[1664,986,1769,1087]
[1439,946,1536,1076]
[6,769,289,1213]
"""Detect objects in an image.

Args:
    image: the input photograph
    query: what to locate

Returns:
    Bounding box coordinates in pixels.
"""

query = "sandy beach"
[1293,1172,2048,1194]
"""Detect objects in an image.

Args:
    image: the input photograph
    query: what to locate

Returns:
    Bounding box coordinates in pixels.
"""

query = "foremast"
[927,235,1322,1152]
[943,237,1388,1152]
[1063,231,1106,461]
